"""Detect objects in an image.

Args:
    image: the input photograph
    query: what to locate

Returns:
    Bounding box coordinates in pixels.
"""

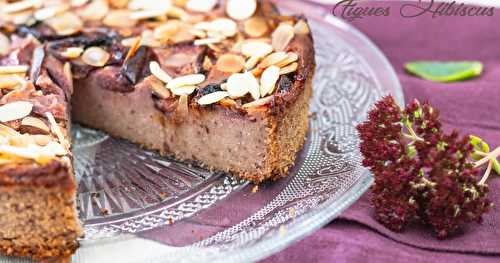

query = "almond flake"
[272,23,295,51]
[0,75,23,90]
[242,95,273,109]
[0,123,20,137]
[45,112,69,150]
[226,72,259,99]
[258,52,288,70]
[3,0,42,14]
[149,61,173,83]
[77,0,109,21]
[130,9,168,20]
[167,6,189,20]
[194,37,222,46]
[244,17,269,38]
[176,94,189,117]
[70,0,89,7]
[63,62,73,95]
[244,55,261,70]
[186,0,217,13]
[32,134,51,146]
[153,21,180,41]
[149,78,171,99]
[197,91,229,105]
[260,65,280,96]
[103,10,137,28]
[216,54,245,73]
[241,41,273,58]
[226,0,256,20]
[189,28,207,39]
[0,101,33,123]
[275,52,299,68]
[34,4,69,21]
[60,47,84,59]
[45,12,83,36]
[21,116,50,133]
[294,20,310,35]
[81,47,110,67]
[129,0,172,12]
[0,65,29,74]
[0,33,10,56]
[280,62,298,75]
[167,74,205,89]
[170,85,197,96]
[210,18,238,37]
[9,134,35,147]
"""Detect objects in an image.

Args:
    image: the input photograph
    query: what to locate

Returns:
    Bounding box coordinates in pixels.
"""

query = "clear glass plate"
[0,1,403,262]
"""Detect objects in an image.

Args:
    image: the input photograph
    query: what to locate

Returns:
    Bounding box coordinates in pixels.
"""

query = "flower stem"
[474,147,500,168]
[479,161,493,185]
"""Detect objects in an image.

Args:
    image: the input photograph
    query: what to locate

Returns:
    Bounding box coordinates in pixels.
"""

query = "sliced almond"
[194,37,223,46]
[103,10,137,28]
[149,78,171,99]
[45,12,84,36]
[244,17,269,38]
[110,0,129,8]
[186,0,217,13]
[210,18,238,37]
[244,55,261,70]
[153,21,180,41]
[34,4,69,21]
[21,116,50,133]
[279,62,298,75]
[9,134,35,147]
[167,74,205,89]
[258,52,288,69]
[241,41,273,58]
[77,0,109,21]
[0,75,23,90]
[167,6,189,20]
[170,85,197,96]
[216,54,245,73]
[32,134,52,146]
[129,9,168,20]
[129,0,171,12]
[0,65,29,74]
[170,23,196,43]
[141,29,162,47]
[275,52,299,68]
[294,20,310,35]
[0,101,33,123]
[176,94,189,117]
[149,61,172,83]
[0,123,20,137]
[272,23,295,51]
[3,0,42,14]
[81,47,110,67]
[198,91,229,106]
[63,62,74,95]
[45,112,69,150]
[60,47,84,59]
[226,0,256,21]
[189,28,207,38]
[260,65,280,96]
[242,95,273,109]
[226,72,259,99]
[0,33,10,56]
[70,0,89,7]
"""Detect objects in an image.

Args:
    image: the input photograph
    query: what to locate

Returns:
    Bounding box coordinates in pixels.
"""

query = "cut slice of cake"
[0,0,315,261]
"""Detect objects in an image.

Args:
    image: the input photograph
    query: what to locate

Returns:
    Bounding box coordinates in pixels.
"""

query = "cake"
[0,0,315,261]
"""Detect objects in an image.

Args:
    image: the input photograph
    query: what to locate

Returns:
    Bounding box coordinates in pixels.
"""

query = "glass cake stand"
[0,1,403,262]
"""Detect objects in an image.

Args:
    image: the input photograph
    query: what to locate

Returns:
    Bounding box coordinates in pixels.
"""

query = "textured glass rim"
[72,3,404,262]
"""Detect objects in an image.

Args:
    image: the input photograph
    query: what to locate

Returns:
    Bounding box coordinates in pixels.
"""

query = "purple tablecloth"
[264,1,500,262]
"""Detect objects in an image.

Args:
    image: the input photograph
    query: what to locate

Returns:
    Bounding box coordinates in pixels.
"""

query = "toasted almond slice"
[167,74,205,89]
[45,12,83,36]
[153,21,180,41]
[32,134,51,146]
[170,23,196,43]
[170,85,197,96]
[260,65,280,96]
[210,18,238,37]
[149,78,171,99]
[149,61,172,83]
[216,54,245,73]
[0,123,20,137]
[130,9,167,20]
[77,0,109,21]
[110,0,129,8]
[226,72,259,99]
[0,65,29,74]
[244,17,269,38]
[141,29,162,47]
[81,47,110,67]
[45,112,69,150]
[0,101,33,123]
[21,116,50,133]
[129,0,171,11]
[241,41,273,58]
[198,91,229,105]
[9,134,35,147]
[0,145,40,161]
[0,75,23,89]
[219,98,236,107]
[63,62,74,95]
[103,10,137,28]
[186,0,217,13]
[167,6,189,20]
[258,52,288,69]
[3,0,42,14]
[244,55,261,70]
[226,0,256,20]
[220,83,228,91]
[275,52,299,68]
[294,20,310,35]
[176,94,189,117]
[242,95,273,109]
[280,62,298,75]
[71,0,89,7]
[34,4,69,21]
[194,37,223,46]
[60,47,84,59]
[272,23,295,51]
[0,33,10,56]
[189,28,207,38]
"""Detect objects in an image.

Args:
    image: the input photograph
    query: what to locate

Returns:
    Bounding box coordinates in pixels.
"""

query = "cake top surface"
[0,0,313,169]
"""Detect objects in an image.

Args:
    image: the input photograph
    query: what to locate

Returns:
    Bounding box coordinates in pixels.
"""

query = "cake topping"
[44,12,83,36]
[226,0,257,21]
[21,116,50,134]
[216,54,245,73]
[81,47,110,67]
[0,101,33,122]
[260,65,280,97]
[167,74,206,89]
[279,62,298,75]
[227,72,260,99]
[0,33,10,56]
[60,47,84,59]
[197,91,229,105]
[272,23,295,51]
[185,0,217,13]
[149,61,173,83]
[0,65,30,74]
[244,17,269,38]
[241,41,273,58]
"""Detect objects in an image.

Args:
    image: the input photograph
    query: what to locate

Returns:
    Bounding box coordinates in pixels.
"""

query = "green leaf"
[405,61,483,83]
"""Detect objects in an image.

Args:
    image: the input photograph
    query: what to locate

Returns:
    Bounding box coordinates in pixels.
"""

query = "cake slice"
[0,0,315,261]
